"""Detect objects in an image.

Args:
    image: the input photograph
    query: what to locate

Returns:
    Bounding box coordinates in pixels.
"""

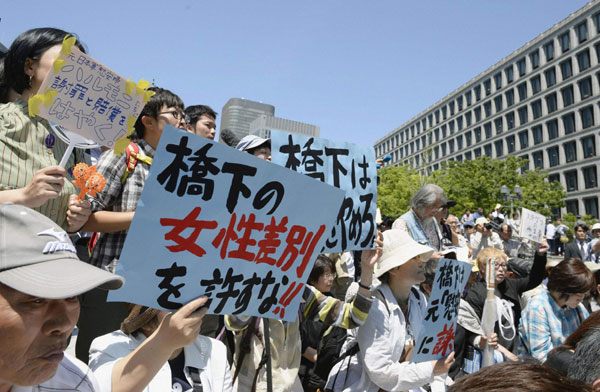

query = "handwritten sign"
[411,258,472,363]
[108,126,345,321]
[271,131,377,253]
[30,36,151,153]
[519,208,545,243]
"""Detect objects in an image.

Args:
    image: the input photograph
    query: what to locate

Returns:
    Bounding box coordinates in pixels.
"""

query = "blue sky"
[1,0,591,147]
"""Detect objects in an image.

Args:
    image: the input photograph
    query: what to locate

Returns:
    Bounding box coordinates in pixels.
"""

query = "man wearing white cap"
[0,203,124,391]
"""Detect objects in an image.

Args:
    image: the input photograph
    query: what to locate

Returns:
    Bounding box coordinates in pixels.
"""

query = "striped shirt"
[89,140,154,271]
[0,99,81,229]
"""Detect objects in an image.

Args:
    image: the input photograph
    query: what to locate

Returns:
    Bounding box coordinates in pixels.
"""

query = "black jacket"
[564,240,586,260]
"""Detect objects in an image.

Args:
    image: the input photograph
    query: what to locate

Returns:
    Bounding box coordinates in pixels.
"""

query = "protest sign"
[411,258,472,363]
[271,131,377,253]
[109,126,345,321]
[28,35,152,154]
[519,207,545,243]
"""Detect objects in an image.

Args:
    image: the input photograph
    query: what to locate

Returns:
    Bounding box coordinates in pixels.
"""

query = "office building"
[375,1,600,218]
[249,114,320,139]
[219,98,275,142]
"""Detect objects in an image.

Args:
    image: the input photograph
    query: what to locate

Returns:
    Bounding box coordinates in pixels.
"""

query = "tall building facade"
[219,98,275,142]
[249,114,320,139]
[375,1,600,218]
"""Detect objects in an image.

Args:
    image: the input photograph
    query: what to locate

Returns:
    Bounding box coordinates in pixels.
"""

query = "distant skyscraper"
[219,98,275,142]
[249,114,320,139]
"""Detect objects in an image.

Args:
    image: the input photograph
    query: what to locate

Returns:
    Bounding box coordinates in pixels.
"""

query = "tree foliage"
[377,164,425,218]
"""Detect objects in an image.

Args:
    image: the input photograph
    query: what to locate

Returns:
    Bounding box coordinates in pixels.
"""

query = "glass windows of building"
[576,21,588,43]
[466,91,472,106]
[495,117,503,135]
[494,95,503,112]
[434,145,439,159]
[449,121,455,134]
[465,131,472,147]
[495,140,504,157]
[560,58,573,80]
[442,106,447,120]
[565,170,578,191]
[507,135,516,153]
[410,141,414,154]
[506,111,515,130]
[485,122,492,138]
[563,112,576,134]
[582,135,596,158]
[577,49,590,71]
[562,85,574,107]
[518,82,528,100]
[546,92,558,113]
[547,119,559,139]
[532,125,543,144]
[484,79,492,96]
[475,127,482,142]
[581,105,594,128]
[583,166,597,189]
[484,101,492,117]
[435,110,440,124]
[530,49,540,69]
[564,141,577,163]
[531,75,542,94]
[494,72,502,90]
[517,57,527,76]
[566,199,579,215]
[457,116,463,130]
[484,144,492,157]
[521,154,530,172]
[533,150,544,168]
[578,76,593,100]
[457,96,463,111]
[548,146,560,167]
[457,135,463,150]
[545,67,556,88]
[506,89,515,107]
[474,85,481,101]
[474,106,482,122]
[560,31,570,53]
[465,111,472,126]
[441,143,447,156]
[595,12,600,33]
[584,197,598,219]
[505,65,514,83]
[518,105,528,125]
[596,43,600,63]
[434,128,440,142]
[474,147,482,158]
[548,173,560,184]
[449,101,455,116]
[544,41,555,61]
[416,139,420,150]
[519,130,529,149]
[465,151,472,160]
[531,99,542,119]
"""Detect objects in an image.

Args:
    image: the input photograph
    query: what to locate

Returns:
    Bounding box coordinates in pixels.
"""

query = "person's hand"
[154,297,208,352]
[66,194,91,233]
[536,235,549,255]
[20,166,66,208]
[431,352,455,376]
[430,251,444,260]
[361,231,384,271]
[486,333,499,349]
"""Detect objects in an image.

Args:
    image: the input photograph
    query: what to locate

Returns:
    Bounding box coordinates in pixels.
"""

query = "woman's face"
[395,256,425,286]
[564,292,586,308]
[25,44,62,94]
[312,268,335,293]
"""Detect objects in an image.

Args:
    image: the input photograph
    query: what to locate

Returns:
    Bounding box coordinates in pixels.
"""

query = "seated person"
[0,203,123,391]
[89,297,232,392]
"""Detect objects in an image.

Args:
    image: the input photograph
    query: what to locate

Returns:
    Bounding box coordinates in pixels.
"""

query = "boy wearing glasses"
[75,87,186,363]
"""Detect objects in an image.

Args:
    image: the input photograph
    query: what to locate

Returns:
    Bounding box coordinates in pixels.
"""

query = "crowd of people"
[1,27,600,392]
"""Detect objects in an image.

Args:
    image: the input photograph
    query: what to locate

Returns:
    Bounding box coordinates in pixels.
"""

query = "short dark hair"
[568,327,600,386]
[184,105,217,126]
[308,255,334,286]
[422,258,438,288]
[575,222,589,232]
[1,28,85,98]
[448,362,592,392]
[547,257,595,295]
[131,86,184,140]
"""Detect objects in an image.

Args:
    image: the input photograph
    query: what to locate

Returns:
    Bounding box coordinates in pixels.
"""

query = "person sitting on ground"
[567,326,600,391]
[89,297,232,392]
[519,257,594,362]
[0,203,124,392]
[470,217,503,258]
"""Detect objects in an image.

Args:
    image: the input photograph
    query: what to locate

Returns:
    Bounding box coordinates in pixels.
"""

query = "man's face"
[592,229,600,239]
[156,105,186,133]
[499,225,512,241]
[465,226,475,236]
[187,114,216,140]
[575,227,588,241]
[393,256,426,285]
[0,284,79,388]
[446,216,460,234]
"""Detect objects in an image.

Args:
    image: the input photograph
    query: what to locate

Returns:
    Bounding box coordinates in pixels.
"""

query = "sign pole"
[263,318,273,392]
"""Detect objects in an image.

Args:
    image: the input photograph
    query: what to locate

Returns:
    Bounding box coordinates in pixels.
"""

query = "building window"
[562,85,574,107]
[434,146,439,159]
[548,173,560,184]
[507,135,516,153]
[484,144,492,157]
[475,127,482,142]
[433,163,439,171]
[531,99,542,119]
[495,118,503,135]
[581,105,594,128]
[465,91,472,106]
[546,92,558,113]
[457,96,463,111]
[565,170,578,191]
[531,75,541,94]
[577,49,590,71]
[518,105,528,125]
[442,106,447,120]
[505,89,515,107]
[532,125,543,145]
[441,143,447,156]
[595,12,600,33]
[533,151,544,168]
[474,147,482,158]
[449,121,455,134]
[582,135,596,158]
[583,166,598,189]
[474,85,481,101]
[474,106,482,122]
[465,111,472,126]
[494,72,502,90]
[544,41,554,61]
[435,110,440,123]
[410,142,414,154]
[483,101,493,118]
[416,139,420,150]
[521,154,530,172]
[495,140,504,157]
[505,66,514,83]
[484,79,492,96]
[441,124,447,138]
[560,58,573,80]
[506,112,515,130]
[576,21,588,43]
[584,197,598,218]
[484,122,492,139]
[530,49,540,69]
[457,135,463,150]
[548,146,559,167]
[545,67,556,88]
[563,112,576,134]
[465,131,472,147]
[519,130,529,149]
[465,151,472,160]
[596,43,600,63]
[547,119,559,139]
[434,128,440,142]
[560,31,570,53]
[566,199,579,215]
[564,141,577,163]
[449,101,455,116]
[494,95,503,112]
[517,57,527,76]
[518,82,528,100]
[457,116,463,130]
[578,76,592,100]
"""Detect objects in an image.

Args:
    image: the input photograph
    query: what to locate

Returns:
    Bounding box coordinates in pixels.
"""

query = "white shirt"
[546,224,556,239]
[470,231,504,259]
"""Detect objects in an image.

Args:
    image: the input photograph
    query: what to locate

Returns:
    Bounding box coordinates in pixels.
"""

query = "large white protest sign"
[271,131,377,253]
[411,258,472,363]
[519,207,546,243]
[109,127,345,321]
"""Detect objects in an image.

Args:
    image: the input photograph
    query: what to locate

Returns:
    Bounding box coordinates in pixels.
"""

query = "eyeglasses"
[495,262,508,269]
[158,110,189,123]
[323,273,337,279]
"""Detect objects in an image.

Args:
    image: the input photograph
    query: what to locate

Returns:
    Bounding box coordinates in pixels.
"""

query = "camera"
[484,223,493,231]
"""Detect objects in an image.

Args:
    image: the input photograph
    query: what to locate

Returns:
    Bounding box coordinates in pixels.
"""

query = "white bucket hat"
[375,230,435,278]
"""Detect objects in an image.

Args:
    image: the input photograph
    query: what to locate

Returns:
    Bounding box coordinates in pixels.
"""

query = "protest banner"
[109,126,345,322]
[519,207,546,243]
[271,131,377,253]
[411,258,472,363]
[28,35,152,154]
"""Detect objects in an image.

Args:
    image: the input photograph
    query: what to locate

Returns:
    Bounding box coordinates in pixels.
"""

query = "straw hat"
[375,230,434,278]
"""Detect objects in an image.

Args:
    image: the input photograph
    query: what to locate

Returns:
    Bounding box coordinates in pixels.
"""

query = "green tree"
[377,164,425,219]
